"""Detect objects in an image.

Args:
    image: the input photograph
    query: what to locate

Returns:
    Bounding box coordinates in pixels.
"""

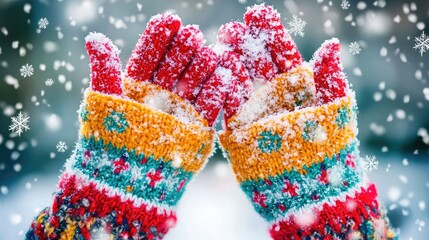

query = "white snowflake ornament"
[56,141,68,152]
[413,31,429,56]
[349,42,361,55]
[20,63,34,78]
[287,15,306,37]
[363,155,379,172]
[45,78,54,86]
[38,18,49,29]
[341,0,350,10]
[9,111,30,136]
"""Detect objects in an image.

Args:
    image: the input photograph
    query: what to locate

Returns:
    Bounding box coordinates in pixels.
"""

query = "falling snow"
[20,63,34,77]
[0,2,429,239]
[341,0,350,10]
[9,111,30,136]
[287,15,306,37]
[413,31,429,56]
[56,141,68,152]
[349,42,361,55]
[45,78,54,86]
[38,18,49,29]
[364,155,379,172]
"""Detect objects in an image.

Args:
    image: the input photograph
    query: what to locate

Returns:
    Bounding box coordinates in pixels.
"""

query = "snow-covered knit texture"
[219,86,395,239]
[26,83,215,240]
[218,4,396,238]
[27,11,224,239]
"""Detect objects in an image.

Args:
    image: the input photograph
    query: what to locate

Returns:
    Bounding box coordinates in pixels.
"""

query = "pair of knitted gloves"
[27,4,396,240]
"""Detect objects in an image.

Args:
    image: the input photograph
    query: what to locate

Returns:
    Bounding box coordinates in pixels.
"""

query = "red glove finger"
[312,38,348,104]
[243,4,282,34]
[268,27,302,73]
[217,21,246,54]
[242,5,277,82]
[174,47,218,102]
[85,32,122,95]
[243,4,303,73]
[153,25,205,90]
[194,69,229,126]
[126,13,181,82]
[221,51,252,120]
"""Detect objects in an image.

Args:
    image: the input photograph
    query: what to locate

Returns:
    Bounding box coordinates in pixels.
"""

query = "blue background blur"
[0,0,428,239]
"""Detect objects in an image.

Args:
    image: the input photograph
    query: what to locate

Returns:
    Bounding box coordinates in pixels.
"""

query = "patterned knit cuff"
[26,80,215,240]
[219,80,396,239]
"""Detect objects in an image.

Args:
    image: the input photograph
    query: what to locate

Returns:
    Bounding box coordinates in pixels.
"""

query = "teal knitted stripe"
[241,141,362,222]
[72,136,193,207]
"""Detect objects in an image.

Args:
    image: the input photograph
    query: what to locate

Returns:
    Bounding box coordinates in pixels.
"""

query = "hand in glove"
[26,13,227,240]
[217,4,396,239]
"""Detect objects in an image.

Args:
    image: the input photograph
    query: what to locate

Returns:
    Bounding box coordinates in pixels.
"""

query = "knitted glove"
[26,13,226,240]
[217,4,396,239]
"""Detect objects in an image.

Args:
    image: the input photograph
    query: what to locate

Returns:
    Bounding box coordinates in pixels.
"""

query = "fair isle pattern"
[269,184,396,239]
[241,141,362,222]
[81,90,214,173]
[220,83,396,238]
[74,137,193,207]
[27,84,215,240]
[219,95,357,183]
[26,173,176,240]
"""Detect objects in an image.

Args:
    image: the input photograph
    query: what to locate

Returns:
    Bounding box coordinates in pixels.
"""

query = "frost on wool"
[126,13,181,82]
[218,50,252,120]
[311,38,348,105]
[153,25,205,90]
[194,66,231,126]
[85,32,122,95]
[244,4,302,74]
[217,4,304,120]
[174,46,218,101]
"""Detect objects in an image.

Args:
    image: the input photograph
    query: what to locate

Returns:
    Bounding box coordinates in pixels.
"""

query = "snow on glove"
[217,4,396,239]
[26,13,226,240]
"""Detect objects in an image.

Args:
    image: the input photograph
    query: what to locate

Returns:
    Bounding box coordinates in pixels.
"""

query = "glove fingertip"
[153,25,205,90]
[218,22,246,49]
[312,38,348,104]
[85,32,122,95]
[243,4,281,32]
[126,12,182,82]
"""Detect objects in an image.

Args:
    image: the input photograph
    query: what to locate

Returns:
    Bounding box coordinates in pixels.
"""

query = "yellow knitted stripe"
[59,218,76,240]
[219,96,356,183]
[123,78,209,127]
[80,90,214,173]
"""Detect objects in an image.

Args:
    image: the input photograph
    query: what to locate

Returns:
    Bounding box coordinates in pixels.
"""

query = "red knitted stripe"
[269,184,380,239]
[45,173,176,239]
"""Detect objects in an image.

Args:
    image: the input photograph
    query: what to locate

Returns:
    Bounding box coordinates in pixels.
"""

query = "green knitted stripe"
[241,141,362,221]
[72,136,193,207]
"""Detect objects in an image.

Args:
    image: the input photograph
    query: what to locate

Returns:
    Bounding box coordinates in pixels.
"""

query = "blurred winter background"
[0,0,428,239]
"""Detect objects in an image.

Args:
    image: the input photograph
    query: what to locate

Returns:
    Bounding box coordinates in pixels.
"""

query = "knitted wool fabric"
[219,65,396,239]
[26,80,215,239]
